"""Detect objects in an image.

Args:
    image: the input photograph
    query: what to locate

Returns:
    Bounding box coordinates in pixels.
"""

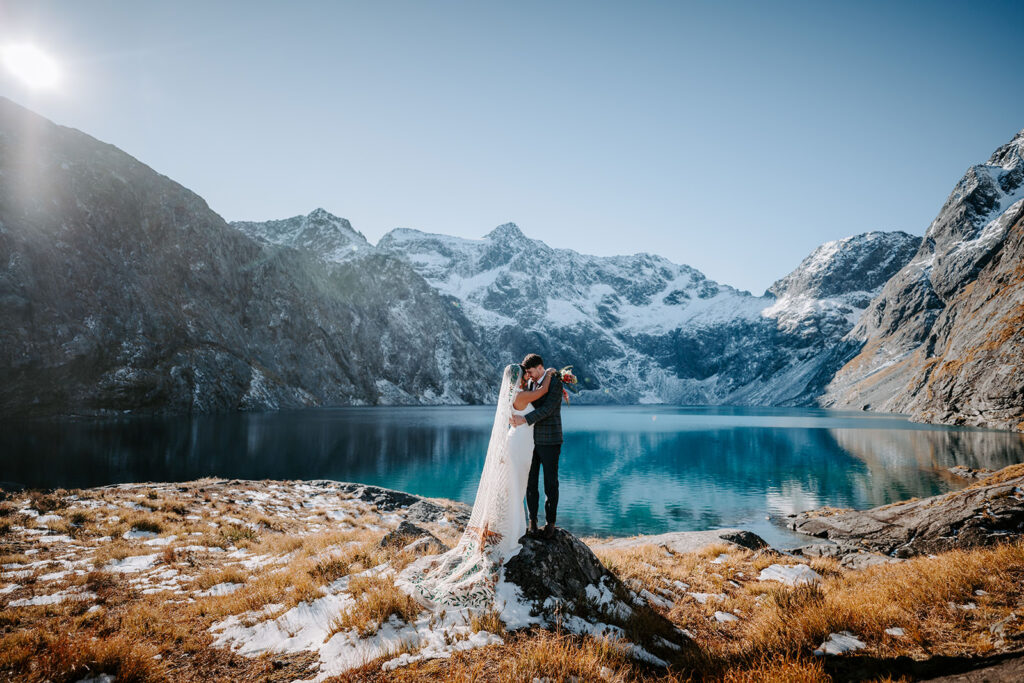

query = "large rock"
[587,528,768,554]
[786,469,1024,558]
[380,520,448,554]
[501,528,694,667]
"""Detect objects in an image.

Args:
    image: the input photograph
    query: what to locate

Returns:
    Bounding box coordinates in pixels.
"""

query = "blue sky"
[2,1,1022,294]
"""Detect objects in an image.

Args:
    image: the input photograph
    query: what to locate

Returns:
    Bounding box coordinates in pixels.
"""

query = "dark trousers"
[526,443,560,525]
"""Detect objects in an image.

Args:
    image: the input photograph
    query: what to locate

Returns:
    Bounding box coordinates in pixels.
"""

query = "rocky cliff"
[822,128,1024,431]
[0,96,493,417]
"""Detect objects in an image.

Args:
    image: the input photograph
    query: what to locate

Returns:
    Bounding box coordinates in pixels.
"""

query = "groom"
[510,353,563,540]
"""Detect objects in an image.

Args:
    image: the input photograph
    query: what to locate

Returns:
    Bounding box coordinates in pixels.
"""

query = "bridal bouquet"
[559,366,578,404]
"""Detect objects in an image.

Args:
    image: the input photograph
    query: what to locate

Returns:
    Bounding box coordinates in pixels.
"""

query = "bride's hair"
[504,363,523,391]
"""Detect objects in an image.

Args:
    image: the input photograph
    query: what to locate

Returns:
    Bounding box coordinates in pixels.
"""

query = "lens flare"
[2,43,61,89]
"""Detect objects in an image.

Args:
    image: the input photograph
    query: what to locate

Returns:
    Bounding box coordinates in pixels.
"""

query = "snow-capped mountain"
[235,207,917,406]
[233,208,373,262]
[9,94,1014,426]
[369,224,918,405]
[823,127,1024,431]
[764,231,921,337]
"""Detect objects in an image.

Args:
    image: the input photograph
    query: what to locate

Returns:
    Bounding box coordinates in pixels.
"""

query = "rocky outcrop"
[786,467,1024,558]
[379,520,448,554]
[0,97,493,418]
[587,528,768,554]
[823,128,1024,432]
[306,481,472,527]
[502,527,694,667]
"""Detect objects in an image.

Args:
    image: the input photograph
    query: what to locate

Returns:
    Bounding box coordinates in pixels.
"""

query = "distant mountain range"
[1,96,1020,431]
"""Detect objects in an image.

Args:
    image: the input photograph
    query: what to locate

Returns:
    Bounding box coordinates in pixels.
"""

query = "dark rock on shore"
[304,480,473,527]
[379,520,448,554]
[949,465,996,480]
[786,469,1024,558]
[587,527,768,554]
[502,527,694,667]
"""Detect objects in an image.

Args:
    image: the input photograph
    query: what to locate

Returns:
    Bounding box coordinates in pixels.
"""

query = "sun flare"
[2,43,61,89]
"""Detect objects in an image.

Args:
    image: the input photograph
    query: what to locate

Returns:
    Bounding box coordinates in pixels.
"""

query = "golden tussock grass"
[964,462,1024,489]
[0,628,162,683]
[195,565,249,591]
[6,478,1024,682]
[330,573,423,638]
[337,627,668,682]
[26,490,69,514]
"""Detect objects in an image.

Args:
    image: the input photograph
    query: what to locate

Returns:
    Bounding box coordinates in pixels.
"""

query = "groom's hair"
[521,353,543,370]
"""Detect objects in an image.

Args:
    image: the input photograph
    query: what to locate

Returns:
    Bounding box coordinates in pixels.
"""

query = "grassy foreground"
[0,469,1022,682]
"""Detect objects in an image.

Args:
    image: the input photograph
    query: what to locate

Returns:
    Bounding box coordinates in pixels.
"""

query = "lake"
[3,405,1024,548]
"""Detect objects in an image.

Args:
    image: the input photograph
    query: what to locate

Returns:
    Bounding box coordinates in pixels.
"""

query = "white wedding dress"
[395,364,535,611]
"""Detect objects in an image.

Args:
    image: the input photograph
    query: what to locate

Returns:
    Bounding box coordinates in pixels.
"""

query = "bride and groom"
[394,353,565,611]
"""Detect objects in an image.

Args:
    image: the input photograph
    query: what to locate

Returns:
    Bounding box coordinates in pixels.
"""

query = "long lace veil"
[462,362,518,539]
[394,363,522,611]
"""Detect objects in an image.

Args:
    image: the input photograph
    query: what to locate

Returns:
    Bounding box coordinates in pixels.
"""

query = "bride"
[394,363,556,611]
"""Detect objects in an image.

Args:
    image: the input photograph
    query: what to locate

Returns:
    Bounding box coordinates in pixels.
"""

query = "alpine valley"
[1,96,1022,432]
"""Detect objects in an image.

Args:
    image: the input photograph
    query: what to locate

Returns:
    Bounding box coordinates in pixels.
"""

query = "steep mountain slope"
[0,97,492,417]
[365,224,918,405]
[822,128,1024,431]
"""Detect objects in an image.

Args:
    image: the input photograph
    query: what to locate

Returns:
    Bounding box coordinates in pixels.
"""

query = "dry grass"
[334,627,681,682]
[963,462,1024,489]
[5,476,1024,683]
[195,566,249,591]
[330,573,423,637]
[0,628,162,683]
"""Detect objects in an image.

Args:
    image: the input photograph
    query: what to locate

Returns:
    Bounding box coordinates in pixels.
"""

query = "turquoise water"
[4,405,1024,547]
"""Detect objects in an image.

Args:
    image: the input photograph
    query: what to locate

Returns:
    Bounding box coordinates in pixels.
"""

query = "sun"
[2,43,61,89]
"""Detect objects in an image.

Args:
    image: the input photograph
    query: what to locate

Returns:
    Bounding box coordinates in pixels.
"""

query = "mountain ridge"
[237,209,917,406]
[822,126,1024,431]
[0,96,493,417]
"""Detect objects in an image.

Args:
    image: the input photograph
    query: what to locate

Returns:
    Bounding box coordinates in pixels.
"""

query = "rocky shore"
[1,466,1023,681]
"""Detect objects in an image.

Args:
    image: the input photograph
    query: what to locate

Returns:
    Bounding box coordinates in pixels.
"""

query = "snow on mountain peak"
[484,222,526,241]
[767,231,919,300]
[231,209,369,262]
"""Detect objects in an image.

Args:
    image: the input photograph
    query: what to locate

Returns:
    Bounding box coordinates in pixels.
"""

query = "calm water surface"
[4,405,1024,547]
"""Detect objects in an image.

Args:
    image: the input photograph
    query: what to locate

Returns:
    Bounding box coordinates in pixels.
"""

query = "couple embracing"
[395,353,568,612]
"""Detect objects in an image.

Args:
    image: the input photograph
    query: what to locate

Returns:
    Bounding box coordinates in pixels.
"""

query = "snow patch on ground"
[757,563,822,586]
[105,553,160,573]
[813,631,866,656]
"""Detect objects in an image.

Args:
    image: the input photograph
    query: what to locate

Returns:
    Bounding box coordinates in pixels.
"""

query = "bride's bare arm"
[516,368,556,404]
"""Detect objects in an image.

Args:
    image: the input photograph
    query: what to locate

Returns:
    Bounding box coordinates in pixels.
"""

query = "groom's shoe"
[527,519,540,538]
[542,523,556,539]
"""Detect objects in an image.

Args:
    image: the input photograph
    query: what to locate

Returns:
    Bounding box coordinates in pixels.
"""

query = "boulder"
[587,528,768,555]
[501,528,695,668]
[405,498,471,529]
[786,472,1024,558]
[949,466,996,481]
[380,520,447,554]
[327,482,422,511]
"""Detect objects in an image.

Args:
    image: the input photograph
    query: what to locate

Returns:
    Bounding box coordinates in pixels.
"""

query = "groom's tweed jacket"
[525,373,563,446]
